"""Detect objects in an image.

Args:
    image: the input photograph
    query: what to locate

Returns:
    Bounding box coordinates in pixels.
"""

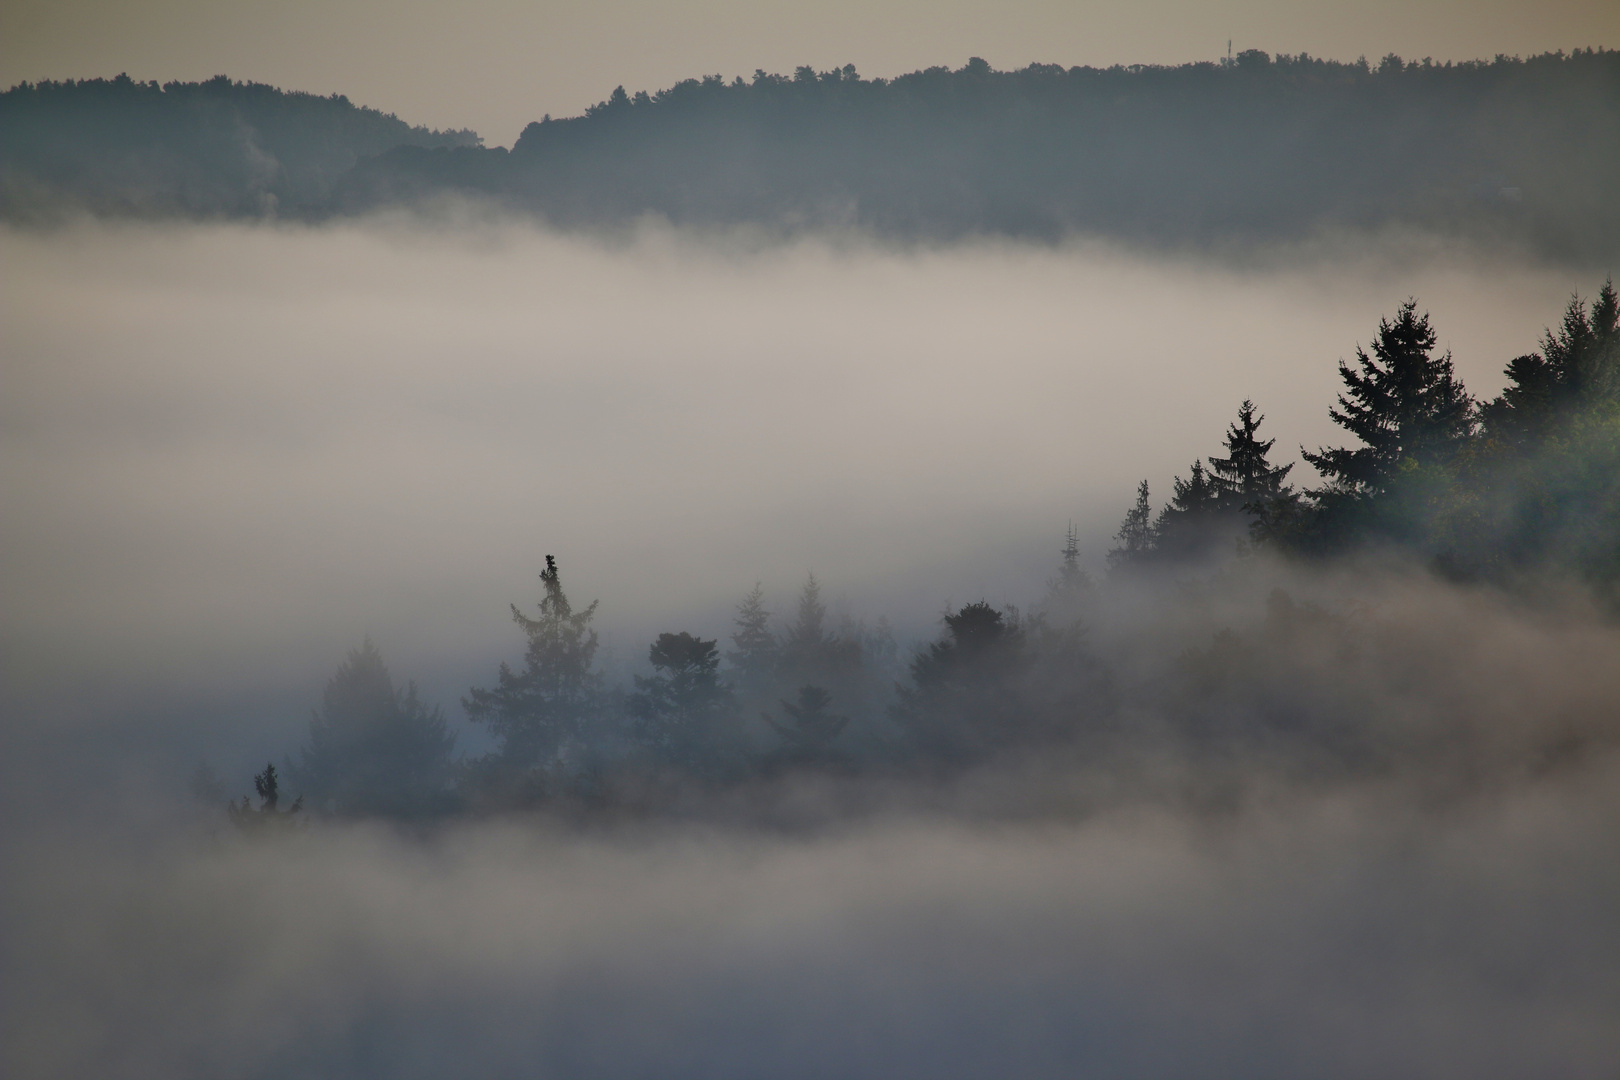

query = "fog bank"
[6,758,1618,1080]
[0,219,1581,718]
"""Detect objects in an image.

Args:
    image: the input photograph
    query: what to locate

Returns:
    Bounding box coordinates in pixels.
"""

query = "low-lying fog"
[0,219,1581,725]
[4,217,1617,1079]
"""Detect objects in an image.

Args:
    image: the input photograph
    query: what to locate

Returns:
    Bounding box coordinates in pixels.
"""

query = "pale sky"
[3,0,1616,146]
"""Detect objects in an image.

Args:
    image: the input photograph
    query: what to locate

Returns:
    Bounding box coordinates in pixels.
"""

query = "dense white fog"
[7,755,1620,1079]
[4,217,1618,1080]
[0,219,1581,718]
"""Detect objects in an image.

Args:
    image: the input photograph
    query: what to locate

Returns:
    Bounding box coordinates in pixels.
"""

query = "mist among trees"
[212,277,1620,822]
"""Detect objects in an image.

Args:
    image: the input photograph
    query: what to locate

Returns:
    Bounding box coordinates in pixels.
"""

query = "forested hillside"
[0,74,478,217]
[6,50,1618,257]
[214,279,1619,823]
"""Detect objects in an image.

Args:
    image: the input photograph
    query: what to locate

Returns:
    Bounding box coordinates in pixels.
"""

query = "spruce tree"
[628,632,738,774]
[1106,480,1157,567]
[290,640,456,818]
[763,684,850,766]
[1303,300,1474,501]
[1207,399,1294,509]
[464,555,603,772]
[726,582,778,694]
[1153,461,1226,560]
[1483,279,1620,443]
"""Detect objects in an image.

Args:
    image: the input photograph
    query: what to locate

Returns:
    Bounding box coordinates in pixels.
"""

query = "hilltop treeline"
[224,280,1620,824]
[7,51,1620,256]
[0,74,478,218]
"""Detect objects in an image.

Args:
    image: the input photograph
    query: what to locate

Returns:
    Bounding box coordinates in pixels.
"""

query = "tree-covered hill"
[0,74,479,218]
[4,50,1617,257]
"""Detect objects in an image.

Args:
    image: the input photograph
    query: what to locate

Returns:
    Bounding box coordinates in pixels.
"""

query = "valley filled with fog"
[3,216,1618,1079]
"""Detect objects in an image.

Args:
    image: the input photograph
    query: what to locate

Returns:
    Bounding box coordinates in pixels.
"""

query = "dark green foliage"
[1481,279,1619,445]
[629,632,739,775]
[1301,300,1475,543]
[227,763,303,833]
[288,640,457,818]
[1107,481,1157,569]
[464,556,604,773]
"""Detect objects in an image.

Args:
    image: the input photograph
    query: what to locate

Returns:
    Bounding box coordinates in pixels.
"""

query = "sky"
[4,0,1618,145]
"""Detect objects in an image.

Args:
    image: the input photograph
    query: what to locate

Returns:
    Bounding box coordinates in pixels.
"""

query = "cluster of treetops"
[226,279,1618,826]
[6,49,1617,258]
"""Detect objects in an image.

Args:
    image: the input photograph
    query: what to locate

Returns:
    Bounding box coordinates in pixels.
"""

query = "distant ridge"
[5,51,1617,260]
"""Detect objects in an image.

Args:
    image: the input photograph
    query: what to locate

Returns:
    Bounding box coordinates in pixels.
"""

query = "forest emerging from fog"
[207,277,1620,827]
[7,37,1620,1080]
[4,48,1618,258]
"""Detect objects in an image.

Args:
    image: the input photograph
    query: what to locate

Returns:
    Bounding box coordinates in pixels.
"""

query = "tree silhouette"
[1107,480,1157,568]
[1482,279,1619,444]
[763,684,851,768]
[726,582,779,695]
[464,555,604,773]
[289,639,456,818]
[1303,300,1474,501]
[1208,399,1294,510]
[629,632,738,775]
[228,762,304,833]
[891,601,1030,764]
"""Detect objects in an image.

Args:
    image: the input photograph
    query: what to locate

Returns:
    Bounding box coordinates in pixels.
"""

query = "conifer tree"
[1483,279,1620,443]
[1106,480,1157,567]
[1303,300,1474,500]
[777,573,863,694]
[1152,461,1226,560]
[1044,523,1095,618]
[891,601,1028,763]
[629,632,737,774]
[464,555,603,771]
[290,640,456,818]
[1207,399,1294,509]
[726,582,778,693]
[228,763,304,833]
[763,684,850,766]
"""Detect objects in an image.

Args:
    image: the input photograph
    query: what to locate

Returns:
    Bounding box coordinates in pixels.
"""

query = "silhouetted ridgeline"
[0,74,478,218]
[7,51,1620,256]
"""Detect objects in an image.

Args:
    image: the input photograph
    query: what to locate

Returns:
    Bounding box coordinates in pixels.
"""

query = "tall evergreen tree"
[1483,279,1620,443]
[891,601,1029,764]
[290,639,456,817]
[763,684,850,767]
[1153,461,1226,560]
[629,632,738,775]
[1044,523,1096,619]
[1207,399,1294,509]
[1107,480,1157,568]
[1302,300,1474,505]
[726,582,779,694]
[777,573,863,693]
[463,555,603,771]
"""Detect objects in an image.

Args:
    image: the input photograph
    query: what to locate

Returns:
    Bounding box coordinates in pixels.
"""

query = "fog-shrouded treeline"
[0,74,479,218]
[207,276,1620,827]
[5,50,1618,259]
